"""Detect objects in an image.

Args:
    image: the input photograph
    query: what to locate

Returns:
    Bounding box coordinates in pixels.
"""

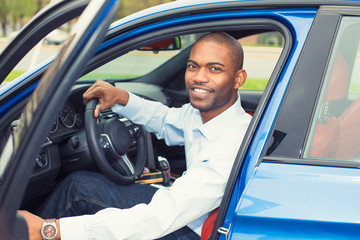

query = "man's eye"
[211,66,223,72]
[187,64,197,70]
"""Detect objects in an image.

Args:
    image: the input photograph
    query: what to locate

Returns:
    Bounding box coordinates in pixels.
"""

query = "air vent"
[100,108,118,119]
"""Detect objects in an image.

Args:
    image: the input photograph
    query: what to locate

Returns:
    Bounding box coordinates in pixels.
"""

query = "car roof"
[110,0,360,31]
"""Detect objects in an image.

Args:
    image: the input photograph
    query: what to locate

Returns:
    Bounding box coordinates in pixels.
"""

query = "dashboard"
[23,82,172,205]
[50,102,82,133]
[48,91,86,143]
[25,88,91,203]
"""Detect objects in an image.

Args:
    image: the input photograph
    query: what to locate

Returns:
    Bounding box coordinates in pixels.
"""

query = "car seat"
[331,96,360,159]
[200,208,219,240]
[308,54,349,158]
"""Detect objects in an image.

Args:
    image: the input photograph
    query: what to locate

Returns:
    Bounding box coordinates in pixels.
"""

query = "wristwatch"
[41,219,57,240]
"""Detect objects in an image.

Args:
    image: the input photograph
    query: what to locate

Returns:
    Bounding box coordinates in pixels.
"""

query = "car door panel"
[231,163,360,239]
[213,9,317,239]
[0,0,119,238]
[219,6,360,240]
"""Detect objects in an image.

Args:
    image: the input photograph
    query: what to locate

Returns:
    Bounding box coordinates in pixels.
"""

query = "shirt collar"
[196,94,245,141]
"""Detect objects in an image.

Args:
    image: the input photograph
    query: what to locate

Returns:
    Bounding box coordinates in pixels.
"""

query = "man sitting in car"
[20,32,252,240]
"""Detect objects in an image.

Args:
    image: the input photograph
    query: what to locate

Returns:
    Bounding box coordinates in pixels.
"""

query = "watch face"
[42,225,56,239]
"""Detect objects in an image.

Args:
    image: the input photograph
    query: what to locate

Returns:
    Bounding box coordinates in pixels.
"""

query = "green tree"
[0,0,10,36]
[36,0,49,12]
[0,0,49,36]
[117,0,174,19]
[0,0,169,36]
[9,0,38,30]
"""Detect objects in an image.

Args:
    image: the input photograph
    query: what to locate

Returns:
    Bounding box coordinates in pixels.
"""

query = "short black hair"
[195,32,244,70]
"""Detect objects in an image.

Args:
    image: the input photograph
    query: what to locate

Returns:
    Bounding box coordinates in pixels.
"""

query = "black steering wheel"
[85,99,146,184]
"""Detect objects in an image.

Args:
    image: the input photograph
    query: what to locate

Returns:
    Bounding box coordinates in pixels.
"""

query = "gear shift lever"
[157,156,171,186]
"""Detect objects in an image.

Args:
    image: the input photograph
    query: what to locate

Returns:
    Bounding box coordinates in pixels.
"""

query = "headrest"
[324,54,349,101]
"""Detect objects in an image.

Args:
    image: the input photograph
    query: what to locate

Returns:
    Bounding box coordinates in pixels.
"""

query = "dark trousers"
[35,170,200,240]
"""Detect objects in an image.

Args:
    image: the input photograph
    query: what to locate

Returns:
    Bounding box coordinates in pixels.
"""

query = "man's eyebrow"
[187,59,198,65]
[187,60,225,67]
[207,62,225,67]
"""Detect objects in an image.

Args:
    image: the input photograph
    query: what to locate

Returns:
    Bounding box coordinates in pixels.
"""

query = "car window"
[80,34,198,80]
[241,32,283,91]
[81,32,283,92]
[304,16,360,162]
[3,25,71,83]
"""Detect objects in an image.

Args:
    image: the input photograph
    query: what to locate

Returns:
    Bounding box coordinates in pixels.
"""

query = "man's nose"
[193,68,209,84]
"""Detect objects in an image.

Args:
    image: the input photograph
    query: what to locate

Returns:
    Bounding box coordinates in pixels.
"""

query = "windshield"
[81,32,283,92]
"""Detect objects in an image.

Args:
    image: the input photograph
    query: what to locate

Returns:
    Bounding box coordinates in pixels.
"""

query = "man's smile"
[189,85,215,97]
[194,88,209,93]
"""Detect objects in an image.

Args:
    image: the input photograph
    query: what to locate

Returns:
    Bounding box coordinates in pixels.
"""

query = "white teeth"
[194,88,209,93]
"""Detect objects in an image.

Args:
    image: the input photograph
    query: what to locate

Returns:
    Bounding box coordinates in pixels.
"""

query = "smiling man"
[20,32,252,240]
[185,33,246,123]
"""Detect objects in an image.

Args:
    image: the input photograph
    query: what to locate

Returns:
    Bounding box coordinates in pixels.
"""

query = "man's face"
[185,40,242,116]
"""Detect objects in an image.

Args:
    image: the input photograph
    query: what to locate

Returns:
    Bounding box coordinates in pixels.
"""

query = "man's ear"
[234,69,247,89]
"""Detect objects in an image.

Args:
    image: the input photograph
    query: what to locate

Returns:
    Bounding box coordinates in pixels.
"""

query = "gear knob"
[157,156,171,186]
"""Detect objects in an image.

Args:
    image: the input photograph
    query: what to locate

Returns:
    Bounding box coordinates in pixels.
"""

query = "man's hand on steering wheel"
[83,79,129,117]
[83,81,146,185]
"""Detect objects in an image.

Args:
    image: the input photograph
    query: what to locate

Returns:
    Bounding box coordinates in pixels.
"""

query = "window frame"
[303,15,360,163]
[263,6,360,168]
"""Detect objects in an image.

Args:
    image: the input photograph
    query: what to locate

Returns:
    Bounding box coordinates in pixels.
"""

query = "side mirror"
[139,37,181,53]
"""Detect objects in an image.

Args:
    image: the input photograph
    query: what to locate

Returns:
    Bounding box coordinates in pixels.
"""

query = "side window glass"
[304,17,360,161]
[241,32,283,91]
[81,31,284,90]
[81,34,197,80]
[4,23,72,83]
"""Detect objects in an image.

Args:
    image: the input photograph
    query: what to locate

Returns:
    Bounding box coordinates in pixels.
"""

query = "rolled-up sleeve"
[112,92,187,146]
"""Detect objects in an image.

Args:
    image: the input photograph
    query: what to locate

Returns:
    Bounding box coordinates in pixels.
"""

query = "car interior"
[0,29,283,213]
[306,19,360,161]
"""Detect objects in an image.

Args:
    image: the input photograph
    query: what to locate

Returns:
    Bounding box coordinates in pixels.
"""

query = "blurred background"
[0,0,283,90]
[0,0,174,37]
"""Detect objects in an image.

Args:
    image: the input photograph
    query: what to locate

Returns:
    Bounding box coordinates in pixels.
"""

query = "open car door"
[0,0,119,238]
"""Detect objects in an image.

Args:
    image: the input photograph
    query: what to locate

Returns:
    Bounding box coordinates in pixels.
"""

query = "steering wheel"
[85,99,146,184]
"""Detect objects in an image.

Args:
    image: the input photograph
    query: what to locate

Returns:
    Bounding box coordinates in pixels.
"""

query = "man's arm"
[18,142,239,240]
[83,79,129,118]
[18,80,128,240]
[18,210,61,240]
[112,92,187,146]
[59,140,241,239]
[83,79,187,145]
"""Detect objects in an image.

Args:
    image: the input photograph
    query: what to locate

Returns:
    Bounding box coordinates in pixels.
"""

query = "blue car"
[1,0,360,239]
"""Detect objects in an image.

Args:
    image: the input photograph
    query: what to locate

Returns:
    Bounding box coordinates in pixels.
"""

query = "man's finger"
[94,105,103,118]
[83,91,94,105]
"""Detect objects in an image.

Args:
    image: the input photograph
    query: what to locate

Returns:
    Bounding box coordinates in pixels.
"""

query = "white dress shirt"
[60,92,251,239]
